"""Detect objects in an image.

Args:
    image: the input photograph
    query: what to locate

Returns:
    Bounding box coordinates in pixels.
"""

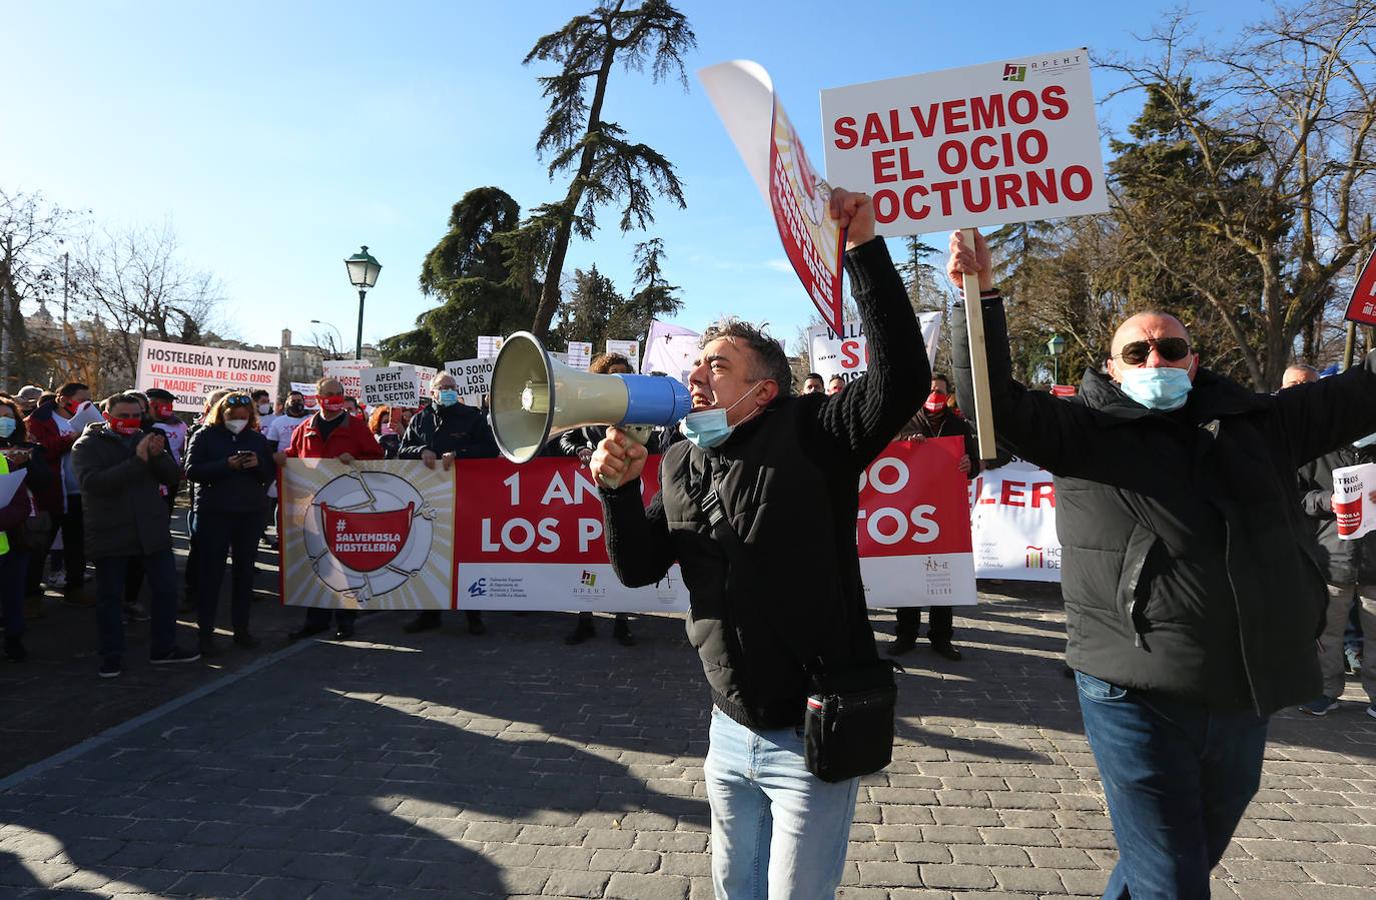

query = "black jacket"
[547,425,672,459]
[897,408,977,471]
[72,425,180,559]
[954,294,1376,715]
[601,239,927,729]
[1298,444,1376,585]
[397,403,498,460]
[184,424,276,516]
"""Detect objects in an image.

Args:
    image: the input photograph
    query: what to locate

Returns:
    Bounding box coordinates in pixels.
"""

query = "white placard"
[443,358,495,403]
[821,48,1108,236]
[390,361,439,389]
[290,382,319,409]
[970,461,1061,582]
[605,340,641,368]
[360,366,421,408]
[566,341,593,371]
[322,359,373,398]
[135,338,281,414]
[477,336,504,359]
[807,312,942,387]
[1333,463,1376,540]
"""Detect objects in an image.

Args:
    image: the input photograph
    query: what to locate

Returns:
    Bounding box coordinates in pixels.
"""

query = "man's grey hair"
[701,318,793,397]
[431,371,456,389]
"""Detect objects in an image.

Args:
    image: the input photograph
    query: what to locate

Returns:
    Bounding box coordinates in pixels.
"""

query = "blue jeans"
[1075,672,1267,900]
[703,707,859,899]
[95,548,178,661]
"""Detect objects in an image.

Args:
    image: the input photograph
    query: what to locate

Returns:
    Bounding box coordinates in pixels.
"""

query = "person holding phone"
[184,392,276,655]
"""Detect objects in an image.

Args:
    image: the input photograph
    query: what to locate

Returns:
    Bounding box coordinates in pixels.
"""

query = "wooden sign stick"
[960,227,998,461]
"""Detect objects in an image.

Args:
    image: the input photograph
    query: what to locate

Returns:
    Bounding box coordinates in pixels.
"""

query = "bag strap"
[693,453,827,675]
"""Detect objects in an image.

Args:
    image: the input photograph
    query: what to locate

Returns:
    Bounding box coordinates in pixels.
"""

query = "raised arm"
[1271,351,1376,467]
[805,190,928,469]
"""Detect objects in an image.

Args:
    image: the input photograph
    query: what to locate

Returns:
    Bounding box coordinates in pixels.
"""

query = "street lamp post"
[344,246,382,360]
[310,319,345,360]
[1047,334,1066,385]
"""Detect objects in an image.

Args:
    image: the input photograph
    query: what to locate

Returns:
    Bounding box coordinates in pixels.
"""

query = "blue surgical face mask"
[678,382,763,450]
[0,418,15,439]
[1353,432,1376,448]
[437,389,460,407]
[1118,363,1194,412]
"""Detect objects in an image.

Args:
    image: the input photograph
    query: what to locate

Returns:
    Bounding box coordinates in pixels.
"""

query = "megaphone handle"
[595,425,655,490]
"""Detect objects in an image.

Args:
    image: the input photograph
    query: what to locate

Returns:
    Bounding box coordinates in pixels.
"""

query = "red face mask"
[150,402,174,420]
[65,398,84,414]
[319,395,346,413]
[924,391,948,415]
[105,414,143,436]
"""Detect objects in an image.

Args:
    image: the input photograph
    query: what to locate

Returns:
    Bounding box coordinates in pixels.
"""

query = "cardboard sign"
[566,341,593,371]
[322,359,373,398]
[807,312,942,387]
[444,358,495,402]
[1343,251,1376,326]
[390,361,439,391]
[360,365,421,408]
[969,460,1060,581]
[605,339,641,368]
[700,60,846,335]
[290,382,319,409]
[821,49,1108,236]
[477,335,504,359]
[135,338,281,414]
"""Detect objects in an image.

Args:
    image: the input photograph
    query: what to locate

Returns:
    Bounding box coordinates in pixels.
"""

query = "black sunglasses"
[1115,337,1191,366]
[224,395,253,407]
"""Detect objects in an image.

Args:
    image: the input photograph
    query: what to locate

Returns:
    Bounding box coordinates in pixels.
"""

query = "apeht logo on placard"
[303,471,437,604]
[1001,64,1028,82]
[580,571,597,587]
[1025,545,1062,569]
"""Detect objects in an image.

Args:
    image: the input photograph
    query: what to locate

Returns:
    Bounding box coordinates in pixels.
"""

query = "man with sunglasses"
[948,230,1376,899]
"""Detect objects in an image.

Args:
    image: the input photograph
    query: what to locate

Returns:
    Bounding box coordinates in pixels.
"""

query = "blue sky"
[2,1,1256,353]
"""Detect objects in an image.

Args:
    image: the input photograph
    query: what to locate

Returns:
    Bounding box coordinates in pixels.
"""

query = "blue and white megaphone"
[490,331,692,465]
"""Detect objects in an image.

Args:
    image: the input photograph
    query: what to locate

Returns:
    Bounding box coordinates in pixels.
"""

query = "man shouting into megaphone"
[591,189,928,900]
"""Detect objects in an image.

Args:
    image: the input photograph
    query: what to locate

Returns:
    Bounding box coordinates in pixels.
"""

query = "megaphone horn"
[490,332,692,465]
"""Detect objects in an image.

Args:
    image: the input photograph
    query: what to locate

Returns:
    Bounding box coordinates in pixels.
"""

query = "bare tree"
[0,189,78,390]
[1100,1,1376,389]
[70,223,225,385]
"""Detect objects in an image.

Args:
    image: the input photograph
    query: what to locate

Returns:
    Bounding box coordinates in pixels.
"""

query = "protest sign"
[858,437,977,606]
[1332,463,1376,540]
[322,359,372,398]
[605,339,640,368]
[290,382,319,409]
[566,341,593,371]
[390,361,438,390]
[360,366,421,408]
[807,312,942,387]
[453,457,689,613]
[135,338,281,414]
[1343,250,1376,326]
[477,335,504,359]
[278,459,457,610]
[970,460,1060,581]
[820,49,1108,237]
[443,358,495,403]
[700,60,846,336]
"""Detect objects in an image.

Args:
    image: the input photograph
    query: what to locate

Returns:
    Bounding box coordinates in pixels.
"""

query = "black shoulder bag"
[696,457,898,783]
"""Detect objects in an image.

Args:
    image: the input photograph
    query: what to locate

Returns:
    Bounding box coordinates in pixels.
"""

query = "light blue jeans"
[704,706,861,899]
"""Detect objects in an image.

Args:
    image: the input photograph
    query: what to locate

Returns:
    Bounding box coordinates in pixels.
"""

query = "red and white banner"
[700,60,846,336]
[453,457,688,613]
[1343,250,1376,326]
[970,460,1060,581]
[859,438,977,606]
[135,337,281,414]
[820,49,1108,237]
[278,440,979,609]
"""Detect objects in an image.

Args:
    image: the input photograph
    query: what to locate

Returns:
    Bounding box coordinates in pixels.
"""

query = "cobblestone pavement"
[2,581,1376,898]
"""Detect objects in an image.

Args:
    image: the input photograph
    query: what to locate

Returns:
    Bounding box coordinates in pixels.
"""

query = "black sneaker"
[198,635,218,657]
[565,622,595,645]
[613,624,637,647]
[233,633,260,649]
[887,636,917,657]
[403,610,442,634]
[288,624,329,642]
[99,657,122,679]
[334,624,356,640]
[150,647,201,665]
[466,611,486,636]
[930,642,963,662]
